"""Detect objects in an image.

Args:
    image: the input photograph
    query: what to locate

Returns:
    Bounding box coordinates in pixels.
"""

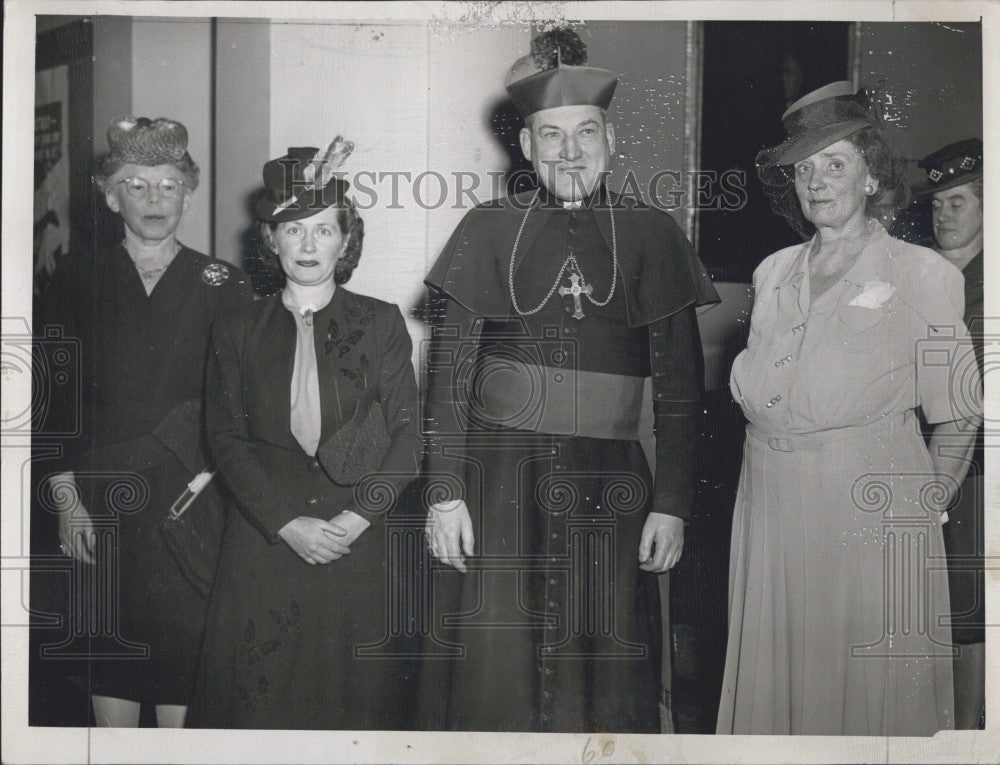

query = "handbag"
[316,399,390,486]
[160,470,225,597]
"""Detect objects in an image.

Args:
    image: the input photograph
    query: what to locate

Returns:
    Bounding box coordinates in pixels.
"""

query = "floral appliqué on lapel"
[325,317,364,358]
[345,301,377,327]
[341,353,370,390]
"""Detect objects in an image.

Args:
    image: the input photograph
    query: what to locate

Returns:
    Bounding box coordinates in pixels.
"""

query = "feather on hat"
[256,137,354,223]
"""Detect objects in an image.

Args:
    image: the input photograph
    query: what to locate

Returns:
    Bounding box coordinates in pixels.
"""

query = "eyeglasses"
[114,177,187,198]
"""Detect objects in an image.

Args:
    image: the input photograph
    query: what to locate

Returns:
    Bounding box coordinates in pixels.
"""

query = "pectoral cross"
[558,272,593,320]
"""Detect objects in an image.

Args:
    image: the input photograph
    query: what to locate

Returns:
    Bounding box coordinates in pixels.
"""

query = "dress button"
[308,459,321,471]
[543,691,552,698]
[548,578,557,585]
[548,601,557,608]
[544,667,553,676]
[307,498,318,506]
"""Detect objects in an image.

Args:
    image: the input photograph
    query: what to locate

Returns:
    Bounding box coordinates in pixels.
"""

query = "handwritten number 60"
[582,737,615,764]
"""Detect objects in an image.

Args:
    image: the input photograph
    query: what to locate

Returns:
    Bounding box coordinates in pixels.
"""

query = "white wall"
[92,17,133,158]
[131,18,213,253]
[267,20,528,368]
[214,19,270,265]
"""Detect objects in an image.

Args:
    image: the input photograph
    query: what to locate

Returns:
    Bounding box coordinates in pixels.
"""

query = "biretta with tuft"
[505,27,618,118]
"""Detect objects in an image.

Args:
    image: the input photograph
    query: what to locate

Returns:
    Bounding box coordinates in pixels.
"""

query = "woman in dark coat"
[44,117,253,726]
[187,141,421,729]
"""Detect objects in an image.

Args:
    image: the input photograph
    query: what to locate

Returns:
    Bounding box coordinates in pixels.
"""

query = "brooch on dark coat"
[201,262,230,286]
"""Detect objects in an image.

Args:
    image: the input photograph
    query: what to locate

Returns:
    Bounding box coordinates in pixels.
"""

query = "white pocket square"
[848,280,895,309]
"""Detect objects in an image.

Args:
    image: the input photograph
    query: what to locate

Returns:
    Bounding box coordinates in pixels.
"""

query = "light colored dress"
[717,224,980,735]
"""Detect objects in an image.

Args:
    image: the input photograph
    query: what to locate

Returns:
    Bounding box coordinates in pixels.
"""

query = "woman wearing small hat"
[187,141,421,729]
[916,137,985,729]
[716,83,981,735]
[42,117,253,726]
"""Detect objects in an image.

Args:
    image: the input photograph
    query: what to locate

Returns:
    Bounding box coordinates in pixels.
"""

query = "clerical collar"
[537,184,606,210]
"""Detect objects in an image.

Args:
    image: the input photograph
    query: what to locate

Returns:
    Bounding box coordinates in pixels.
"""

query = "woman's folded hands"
[277,511,370,565]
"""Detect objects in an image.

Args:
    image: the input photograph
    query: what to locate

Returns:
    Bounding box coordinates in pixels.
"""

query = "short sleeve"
[912,259,982,424]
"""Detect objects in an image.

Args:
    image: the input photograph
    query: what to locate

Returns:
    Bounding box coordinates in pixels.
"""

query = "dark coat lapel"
[245,295,298,450]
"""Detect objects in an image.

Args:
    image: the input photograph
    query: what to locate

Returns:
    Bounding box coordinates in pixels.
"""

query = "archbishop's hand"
[638,512,684,573]
[426,499,474,573]
[278,516,351,565]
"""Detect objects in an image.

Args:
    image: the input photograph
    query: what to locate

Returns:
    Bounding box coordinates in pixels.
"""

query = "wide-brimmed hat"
[255,138,353,223]
[769,81,875,166]
[505,27,617,118]
[914,137,983,200]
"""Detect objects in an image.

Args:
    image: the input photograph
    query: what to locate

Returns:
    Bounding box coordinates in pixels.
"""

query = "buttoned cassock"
[420,188,718,732]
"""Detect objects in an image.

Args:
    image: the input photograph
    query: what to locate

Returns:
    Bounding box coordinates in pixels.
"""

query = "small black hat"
[256,138,353,223]
[914,138,982,200]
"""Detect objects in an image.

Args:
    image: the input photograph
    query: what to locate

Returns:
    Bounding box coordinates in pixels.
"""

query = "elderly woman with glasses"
[41,117,253,727]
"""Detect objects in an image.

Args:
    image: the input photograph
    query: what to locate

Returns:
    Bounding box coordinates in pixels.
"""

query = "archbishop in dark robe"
[419,29,719,733]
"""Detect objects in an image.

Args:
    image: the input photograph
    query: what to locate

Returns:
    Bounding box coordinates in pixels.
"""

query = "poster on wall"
[34,65,70,299]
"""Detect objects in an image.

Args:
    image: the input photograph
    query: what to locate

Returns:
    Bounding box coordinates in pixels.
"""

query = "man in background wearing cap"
[916,138,985,729]
[420,29,718,732]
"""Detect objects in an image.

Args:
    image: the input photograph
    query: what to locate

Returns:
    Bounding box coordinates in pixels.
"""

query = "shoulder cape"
[425,190,720,326]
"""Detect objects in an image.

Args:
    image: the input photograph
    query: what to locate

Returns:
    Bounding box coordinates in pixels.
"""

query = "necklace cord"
[507,190,618,317]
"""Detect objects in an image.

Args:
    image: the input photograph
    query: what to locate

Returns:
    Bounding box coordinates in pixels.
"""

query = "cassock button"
[544,667,553,676]
[543,691,552,699]
[307,498,318,506]
[308,459,322,471]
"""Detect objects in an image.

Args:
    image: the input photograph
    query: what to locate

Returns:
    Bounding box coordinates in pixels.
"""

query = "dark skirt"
[187,501,411,730]
[81,457,209,705]
[422,433,662,733]
[943,466,985,645]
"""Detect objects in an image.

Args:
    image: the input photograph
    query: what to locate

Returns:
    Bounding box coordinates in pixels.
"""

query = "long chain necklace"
[508,189,618,318]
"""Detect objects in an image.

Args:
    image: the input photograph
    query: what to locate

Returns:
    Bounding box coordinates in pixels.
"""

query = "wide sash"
[470,361,651,441]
